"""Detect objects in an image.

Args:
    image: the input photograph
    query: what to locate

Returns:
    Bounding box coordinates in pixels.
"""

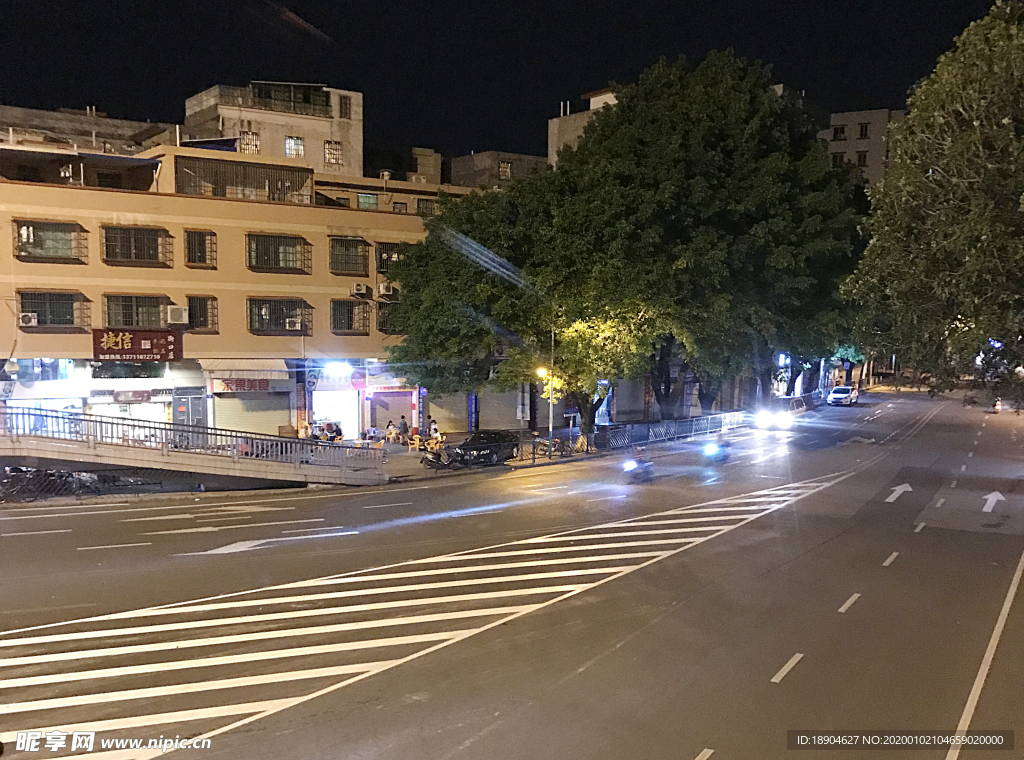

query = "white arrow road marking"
[982,492,1006,513]
[143,519,324,535]
[885,483,913,502]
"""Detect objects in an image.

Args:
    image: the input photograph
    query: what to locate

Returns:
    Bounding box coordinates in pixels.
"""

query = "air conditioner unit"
[410,174,427,184]
[351,283,372,297]
[377,283,394,297]
[165,305,189,325]
[284,318,303,331]
[18,312,38,328]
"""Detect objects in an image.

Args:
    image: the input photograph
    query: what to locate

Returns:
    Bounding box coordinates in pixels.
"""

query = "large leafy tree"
[844,2,1024,388]
[390,51,865,426]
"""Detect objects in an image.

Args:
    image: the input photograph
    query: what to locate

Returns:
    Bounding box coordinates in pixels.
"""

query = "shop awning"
[198,359,290,379]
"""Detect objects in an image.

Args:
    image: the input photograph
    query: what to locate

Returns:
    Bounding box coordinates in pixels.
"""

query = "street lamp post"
[536,367,554,459]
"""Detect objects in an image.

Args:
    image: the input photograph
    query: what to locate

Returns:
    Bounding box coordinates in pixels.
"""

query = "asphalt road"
[0,391,1022,759]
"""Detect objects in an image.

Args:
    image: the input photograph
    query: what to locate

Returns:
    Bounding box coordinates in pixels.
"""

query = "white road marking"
[983,421,987,427]
[968,451,974,458]
[142,518,325,535]
[974,440,978,445]
[586,495,628,502]
[935,498,946,508]
[694,751,715,760]
[885,483,913,502]
[944,544,1024,760]
[838,593,861,613]
[197,516,254,522]
[362,502,413,509]
[770,653,804,683]
[961,464,967,472]
[529,486,569,492]
[883,552,900,567]
[951,480,958,489]
[1,529,71,536]
[76,542,151,551]
[915,523,926,533]
[281,526,351,534]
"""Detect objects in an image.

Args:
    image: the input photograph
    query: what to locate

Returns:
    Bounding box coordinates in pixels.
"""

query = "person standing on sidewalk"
[397,415,409,444]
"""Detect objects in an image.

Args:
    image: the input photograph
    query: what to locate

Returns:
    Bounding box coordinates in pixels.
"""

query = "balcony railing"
[209,85,333,118]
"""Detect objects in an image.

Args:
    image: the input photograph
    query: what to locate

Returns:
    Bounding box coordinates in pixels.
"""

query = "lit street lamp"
[536,367,554,459]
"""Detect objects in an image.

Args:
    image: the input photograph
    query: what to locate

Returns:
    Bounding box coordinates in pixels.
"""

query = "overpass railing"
[0,407,383,475]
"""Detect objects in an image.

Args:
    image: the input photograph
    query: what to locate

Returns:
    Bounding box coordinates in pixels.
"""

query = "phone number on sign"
[786,730,1014,750]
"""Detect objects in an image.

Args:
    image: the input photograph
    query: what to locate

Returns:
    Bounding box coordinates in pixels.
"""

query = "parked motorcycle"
[421,446,462,471]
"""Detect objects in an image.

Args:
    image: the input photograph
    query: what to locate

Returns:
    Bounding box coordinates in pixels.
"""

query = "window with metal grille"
[858,123,870,140]
[393,201,407,213]
[185,230,217,268]
[239,131,260,154]
[417,198,436,216]
[102,226,172,266]
[175,156,313,204]
[498,161,512,180]
[284,136,304,158]
[375,242,403,274]
[339,95,352,119]
[187,296,218,332]
[324,140,344,165]
[14,221,88,262]
[832,125,847,141]
[330,238,369,276]
[250,82,331,117]
[247,298,312,335]
[376,302,401,334]
[246,234,312,273]
[331,300,370,334]
[18,292,89,329]
[105,295,163,328]
[357,193,378,210]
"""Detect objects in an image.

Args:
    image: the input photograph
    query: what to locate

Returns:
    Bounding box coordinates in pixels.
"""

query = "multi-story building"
[547,88,617,166]
[819,109,904,185]
[184,81,363,179]
[451,150,547,189]
[0,86,473,438]
[0,103,178,157]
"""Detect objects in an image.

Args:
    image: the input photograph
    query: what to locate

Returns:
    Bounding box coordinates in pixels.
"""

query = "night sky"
[0,0,992,164]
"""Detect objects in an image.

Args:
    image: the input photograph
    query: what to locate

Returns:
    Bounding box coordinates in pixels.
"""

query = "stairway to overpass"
[0,408,385,488]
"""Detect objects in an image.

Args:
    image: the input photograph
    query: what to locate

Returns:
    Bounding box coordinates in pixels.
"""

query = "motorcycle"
[623,457,654,484]
[421,446,462,471]
[702,440,730,464]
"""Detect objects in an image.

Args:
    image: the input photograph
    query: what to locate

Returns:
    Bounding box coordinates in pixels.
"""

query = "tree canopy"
[844,1,1024,388]
[388,50,866,427]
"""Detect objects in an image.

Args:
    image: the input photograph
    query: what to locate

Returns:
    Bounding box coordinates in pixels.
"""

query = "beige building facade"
[547,89,618,166]
[819,109,904,185]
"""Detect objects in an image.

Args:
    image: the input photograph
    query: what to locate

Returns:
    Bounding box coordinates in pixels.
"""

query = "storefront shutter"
[213,393,291,436]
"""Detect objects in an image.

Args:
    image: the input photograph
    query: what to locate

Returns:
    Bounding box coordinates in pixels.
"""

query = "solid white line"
[945,545,1024,760]
[586,495,627,502]
[197,516,254,522]
[0,630,470,688]
[935,498,946,508]
[529,486,569,492]
[915,523,926,533]
[280,526,355,534]
[76,542,151,551]
[838,593,861,613]
[694,750,714,760]
[1,529,71,536]
[142,518,324,535]
[883,551,899,567]
[770,653,804,683]
[0,660,398,715]
[362,502,413,509]
[0,699,291,743]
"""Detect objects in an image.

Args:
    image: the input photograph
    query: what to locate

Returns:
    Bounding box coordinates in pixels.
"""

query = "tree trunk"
[570,391,608,435]
[697,379,720,414]
[648,334,689,420]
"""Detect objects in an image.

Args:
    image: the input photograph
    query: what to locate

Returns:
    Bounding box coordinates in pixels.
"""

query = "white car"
[827,386,859,406]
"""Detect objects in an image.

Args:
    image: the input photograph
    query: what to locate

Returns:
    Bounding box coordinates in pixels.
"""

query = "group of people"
[382,415,440,444]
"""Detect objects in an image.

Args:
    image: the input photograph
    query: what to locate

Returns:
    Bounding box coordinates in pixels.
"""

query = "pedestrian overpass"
[0,408,385,489]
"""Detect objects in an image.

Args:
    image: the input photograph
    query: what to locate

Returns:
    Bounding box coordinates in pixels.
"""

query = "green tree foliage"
[389,51,866,426]
[844,2,1024,388]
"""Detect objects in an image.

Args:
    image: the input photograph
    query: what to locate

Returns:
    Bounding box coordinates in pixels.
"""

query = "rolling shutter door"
[214,393,291,435]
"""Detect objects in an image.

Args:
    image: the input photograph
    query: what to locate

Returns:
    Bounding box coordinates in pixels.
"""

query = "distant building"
[547,88,617,166]
[185,81,363,178]
[451,150,546,189]
[819,109,904,185]
[0,104,177,157]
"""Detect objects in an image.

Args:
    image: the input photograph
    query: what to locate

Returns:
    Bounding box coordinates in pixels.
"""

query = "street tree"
[844,1,1024,389]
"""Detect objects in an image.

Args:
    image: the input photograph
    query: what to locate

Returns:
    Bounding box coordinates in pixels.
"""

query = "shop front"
[305,361,417,440]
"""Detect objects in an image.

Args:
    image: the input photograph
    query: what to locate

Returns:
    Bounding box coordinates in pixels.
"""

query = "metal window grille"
[339,95,352,119]
[376,301,401,334]
[858,123,870,139]
[285,136,304,158]
[175,156,313,204]
[13,221,87,262]
[330,238,369,276]
[102,227,172,266]
[498,161,512,180]
[18,292,89,328]
[185,230,217,268]
[331,300,370,334]
[375,242,403,274]
[187,296,218,332]
[393,201,407,213]
[247,298,312,335]
[324,140,344,165]
[357,193,378,210]
[239,131,260,154]
[246,234,312,273]
[417,198,436,216]
[249,82,332,118]
[105,295,164,328]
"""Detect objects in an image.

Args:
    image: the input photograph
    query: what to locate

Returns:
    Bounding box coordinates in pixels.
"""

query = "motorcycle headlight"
[755,410,773,429]
[623,460,638,472]
[704,443,720,456]
[774,411,793,429]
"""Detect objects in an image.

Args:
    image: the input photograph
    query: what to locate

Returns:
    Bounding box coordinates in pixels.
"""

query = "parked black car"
[452,430,520,465]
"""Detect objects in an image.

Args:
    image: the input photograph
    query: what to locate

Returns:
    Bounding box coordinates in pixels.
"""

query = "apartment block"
[547,88,617,166]
[820,109,904,185]
[451,150,547,189]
